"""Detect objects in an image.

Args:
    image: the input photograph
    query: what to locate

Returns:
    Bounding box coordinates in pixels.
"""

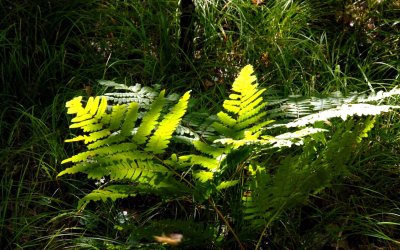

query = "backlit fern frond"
[146,91,191,154]
[59,90,191,207]
[213,65,273,139]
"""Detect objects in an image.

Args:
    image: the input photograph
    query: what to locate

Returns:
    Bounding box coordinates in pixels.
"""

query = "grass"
[1,0,400,249]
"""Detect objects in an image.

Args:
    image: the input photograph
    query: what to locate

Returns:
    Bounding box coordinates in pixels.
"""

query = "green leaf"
[133,90,166,144]
[146,91,190,154]
[77,188,133,209]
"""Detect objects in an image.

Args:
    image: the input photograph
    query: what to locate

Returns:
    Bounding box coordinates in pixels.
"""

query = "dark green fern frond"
[242,117,377,228]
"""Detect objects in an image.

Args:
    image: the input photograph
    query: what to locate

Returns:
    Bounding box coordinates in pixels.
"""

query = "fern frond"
[269,87,400,119]
[146,91,190,154]
[58,162,90,176]
[60,85,193,208]
[192,140,225,158]
[61,142,138,164]
[178,155,220,171]
[77,186,133,209]
[212,65,273,139]
[216,180,239,190]
[133,91,166,145]
[242,118,378,228]
[193,171,214,182]
[121,102,139,136]
[275,104,399,128]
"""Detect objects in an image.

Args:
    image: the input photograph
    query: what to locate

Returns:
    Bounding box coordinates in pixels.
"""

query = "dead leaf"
[252,0,264,6]
[154,233,183,246]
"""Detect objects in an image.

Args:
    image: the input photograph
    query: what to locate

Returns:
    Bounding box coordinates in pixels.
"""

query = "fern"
[59,65,400,247]
[145,91,190,154]
[213,65,273,139]
[133,91,166,145]
[242,117,377,228]
[77,186,132,210]
[269,87,400,119]
[59,89,191,208]
[272,103,398,128]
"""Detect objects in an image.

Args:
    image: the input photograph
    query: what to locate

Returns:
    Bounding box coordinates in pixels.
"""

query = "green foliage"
[213,65,273,138]
[59,88,191,209]
[60,65,400,248]
[3,0,400,249]
[242,117,377,228]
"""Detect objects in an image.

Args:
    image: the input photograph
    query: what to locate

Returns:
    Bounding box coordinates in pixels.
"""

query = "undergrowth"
[58,65,400,249]
[1,0,400,249]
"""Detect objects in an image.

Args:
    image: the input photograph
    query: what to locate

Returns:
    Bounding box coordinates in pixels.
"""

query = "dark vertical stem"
[179,0,195,70]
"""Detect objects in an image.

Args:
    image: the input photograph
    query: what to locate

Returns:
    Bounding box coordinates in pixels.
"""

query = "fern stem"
[255,204,287,249]
[208,198,245,250]
[255,225,268,249]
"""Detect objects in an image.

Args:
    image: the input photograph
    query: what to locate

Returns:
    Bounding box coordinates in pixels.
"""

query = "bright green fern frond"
[193,171,214,182]
[231,65,258,99]
[213,65,273,139]
[121,102,139,136]
[106,160,170,182]
[77,186,133,210]
[60,89,194,208]
[216,111,236,127]
[216,180,239,190]
[193,140,225,158]
[133,90,166,145]
[58,162,90,176]
[109,104,127,130]
[61,142,138,164]
[146,91,190,154]
[178,155,220,171]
